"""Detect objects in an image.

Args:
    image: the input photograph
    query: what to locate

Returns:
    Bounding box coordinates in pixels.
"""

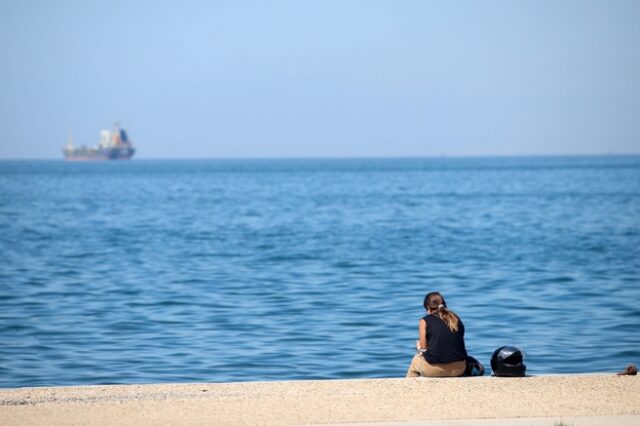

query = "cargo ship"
[63,123,135,161]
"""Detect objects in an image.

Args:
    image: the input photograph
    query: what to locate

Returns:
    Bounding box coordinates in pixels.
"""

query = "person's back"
[422,313,467,364]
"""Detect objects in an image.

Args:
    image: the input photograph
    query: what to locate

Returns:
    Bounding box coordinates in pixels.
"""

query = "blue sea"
[1,156,639,388]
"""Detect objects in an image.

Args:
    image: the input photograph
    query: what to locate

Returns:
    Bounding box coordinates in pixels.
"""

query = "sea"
[1,156,639,388]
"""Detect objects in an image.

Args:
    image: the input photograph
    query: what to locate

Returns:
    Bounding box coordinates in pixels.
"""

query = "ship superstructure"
[63,123,135,161]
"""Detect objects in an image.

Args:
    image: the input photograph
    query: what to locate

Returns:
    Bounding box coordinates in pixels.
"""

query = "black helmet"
[491,346,526,377]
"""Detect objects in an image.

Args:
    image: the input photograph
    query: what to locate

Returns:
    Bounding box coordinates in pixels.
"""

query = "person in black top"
[406,292,468,377]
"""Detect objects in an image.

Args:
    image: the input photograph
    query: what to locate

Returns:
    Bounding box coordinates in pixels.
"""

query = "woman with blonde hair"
[406,292,468,377]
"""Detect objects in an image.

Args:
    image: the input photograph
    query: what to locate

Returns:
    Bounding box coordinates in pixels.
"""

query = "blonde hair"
[423,292,460,332]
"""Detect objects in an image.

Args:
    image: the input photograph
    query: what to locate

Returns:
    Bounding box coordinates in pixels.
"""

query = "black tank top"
[422,314,468,364]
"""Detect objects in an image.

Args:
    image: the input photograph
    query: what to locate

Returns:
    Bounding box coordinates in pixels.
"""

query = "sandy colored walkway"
[1,375,638,425]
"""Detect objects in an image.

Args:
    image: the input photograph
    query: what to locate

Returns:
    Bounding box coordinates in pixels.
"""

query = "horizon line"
[1,152,640,161]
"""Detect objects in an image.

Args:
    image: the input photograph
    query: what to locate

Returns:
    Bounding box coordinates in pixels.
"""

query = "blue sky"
[1,0,639,158]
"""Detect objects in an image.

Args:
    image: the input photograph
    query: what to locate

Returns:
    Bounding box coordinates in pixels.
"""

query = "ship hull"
[63,147,135,161]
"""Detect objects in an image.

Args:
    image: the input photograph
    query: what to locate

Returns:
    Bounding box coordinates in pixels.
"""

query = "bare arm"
[416,319,428,351]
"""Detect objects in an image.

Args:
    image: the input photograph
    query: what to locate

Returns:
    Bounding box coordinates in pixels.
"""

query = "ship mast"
[113,121,121,145]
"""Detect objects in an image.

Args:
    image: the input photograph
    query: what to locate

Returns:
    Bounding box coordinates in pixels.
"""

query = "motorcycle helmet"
[490,346,526,377]
[465,356,485,377]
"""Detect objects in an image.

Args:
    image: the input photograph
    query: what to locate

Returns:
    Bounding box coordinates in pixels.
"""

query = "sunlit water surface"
[1,157,639,387]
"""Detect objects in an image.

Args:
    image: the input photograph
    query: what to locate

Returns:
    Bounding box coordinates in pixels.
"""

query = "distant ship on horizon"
[63,123,135,161]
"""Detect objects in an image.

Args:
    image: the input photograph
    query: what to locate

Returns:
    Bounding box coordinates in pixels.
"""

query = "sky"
[1,0,639,159]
